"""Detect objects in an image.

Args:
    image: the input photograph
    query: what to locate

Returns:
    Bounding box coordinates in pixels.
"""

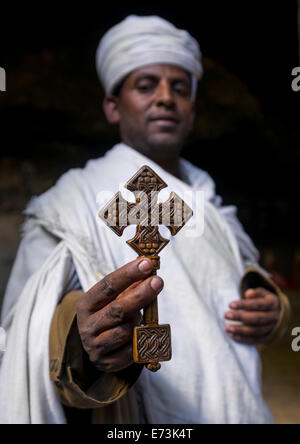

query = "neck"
[148,152,181,177]
[124,143,182,179]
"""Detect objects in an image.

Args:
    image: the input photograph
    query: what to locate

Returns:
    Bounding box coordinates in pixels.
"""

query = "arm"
[49,290,143,408]
[1,223,58,322]
[50,257,163,408]
[218,205,290,346]
[224,266,291,346]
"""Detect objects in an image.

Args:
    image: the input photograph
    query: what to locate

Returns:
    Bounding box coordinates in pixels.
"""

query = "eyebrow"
[134,73,190,85]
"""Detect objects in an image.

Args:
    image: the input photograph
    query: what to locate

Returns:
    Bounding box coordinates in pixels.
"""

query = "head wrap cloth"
[96,15,203,100]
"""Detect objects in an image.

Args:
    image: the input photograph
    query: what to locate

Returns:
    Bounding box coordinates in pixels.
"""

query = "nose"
[155,80,175,108]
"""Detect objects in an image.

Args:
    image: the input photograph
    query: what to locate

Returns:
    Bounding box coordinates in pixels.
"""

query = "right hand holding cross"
[76,257,163,373]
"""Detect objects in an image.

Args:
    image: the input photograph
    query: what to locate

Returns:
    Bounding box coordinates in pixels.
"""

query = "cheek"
[121,99,148,123]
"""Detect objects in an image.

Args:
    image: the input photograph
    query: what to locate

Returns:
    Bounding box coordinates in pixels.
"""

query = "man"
[0,15,290,424]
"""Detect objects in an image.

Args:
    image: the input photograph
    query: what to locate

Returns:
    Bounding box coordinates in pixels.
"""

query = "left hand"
[224,287,281,345]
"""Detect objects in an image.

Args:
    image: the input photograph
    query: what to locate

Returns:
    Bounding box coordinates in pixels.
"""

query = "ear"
[102,95,120,124]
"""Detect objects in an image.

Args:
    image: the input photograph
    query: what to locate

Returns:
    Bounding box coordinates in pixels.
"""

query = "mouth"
[149,115,180,127]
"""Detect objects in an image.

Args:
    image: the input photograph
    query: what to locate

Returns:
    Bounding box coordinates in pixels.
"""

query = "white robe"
[0,143,274,424]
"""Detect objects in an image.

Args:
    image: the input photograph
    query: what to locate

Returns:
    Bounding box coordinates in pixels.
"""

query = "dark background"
[0,1,299,287]
[0,1,300,424]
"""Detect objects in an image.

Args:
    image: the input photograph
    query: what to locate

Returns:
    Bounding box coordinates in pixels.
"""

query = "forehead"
[127,64,191,82]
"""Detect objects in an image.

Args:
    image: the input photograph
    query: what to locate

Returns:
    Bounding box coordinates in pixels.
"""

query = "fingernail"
[229,302,238,309]
[225,312,234,319]
[138,259,153,272]
[227,326,235,333]
[150,276,163,291]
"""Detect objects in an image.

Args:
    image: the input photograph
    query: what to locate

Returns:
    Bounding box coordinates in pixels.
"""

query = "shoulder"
[21,152,118,245]
[24,154,113,217]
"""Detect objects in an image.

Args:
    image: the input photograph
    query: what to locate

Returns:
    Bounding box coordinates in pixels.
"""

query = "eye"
[136,79,156,93]
[172,82,190,96]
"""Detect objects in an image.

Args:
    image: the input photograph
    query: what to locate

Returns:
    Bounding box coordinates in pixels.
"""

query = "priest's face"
[103,64,196,159]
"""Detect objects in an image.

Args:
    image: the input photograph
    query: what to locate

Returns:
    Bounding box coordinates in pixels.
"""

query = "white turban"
[96,15,203,99]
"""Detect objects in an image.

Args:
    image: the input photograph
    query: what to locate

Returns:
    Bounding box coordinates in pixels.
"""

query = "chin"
[147,133,183,151]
